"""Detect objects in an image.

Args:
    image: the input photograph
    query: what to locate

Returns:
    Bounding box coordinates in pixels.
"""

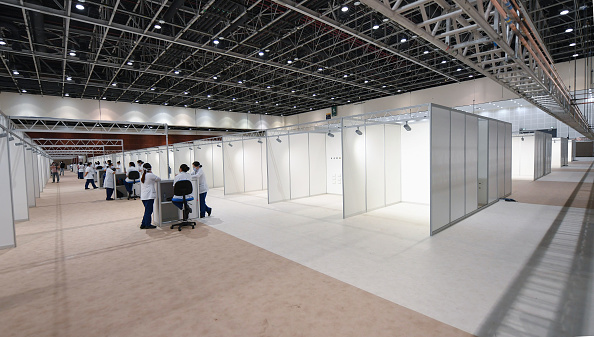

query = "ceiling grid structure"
[0,0,591,134]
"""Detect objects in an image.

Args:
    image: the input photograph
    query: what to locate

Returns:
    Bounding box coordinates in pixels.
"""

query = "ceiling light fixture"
[560,9,569,15]
[111,82,117,86]
[150,87,155,91]
[341,6,349,12]
[573,53,578,57]
[258,51,265,56]
[400,38,407,43]
[403,121,411,131]
[276,137,282,143]
[127,60,133,65]
[441,60,447,64]
[565,28,574,33]
[12,70,19,75]
[64,93,69,97]
[154,24,162,29]
[327,130,334,137]
[569,42,576,46]
[174,70,180,74]
[0,39,6,45]
[355,127,363,135]
[69,50,76,56]
[213,76,218,80]
[75,3,85,10]
[372,25,380,30]
[213,39,220,45]
[423,50,429,54]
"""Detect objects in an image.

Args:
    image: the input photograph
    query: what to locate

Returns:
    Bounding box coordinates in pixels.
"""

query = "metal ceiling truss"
[33,138,124,156]
[10,116,168,134]
[358,0,594,138]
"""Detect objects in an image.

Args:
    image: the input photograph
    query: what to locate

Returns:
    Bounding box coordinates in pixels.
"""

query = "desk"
[98,170,106,188]
[114,173,127,199]
[153,179,200,226]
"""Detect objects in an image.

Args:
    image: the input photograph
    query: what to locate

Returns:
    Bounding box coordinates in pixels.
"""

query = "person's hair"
[141,163,152,183]
[180,164,190,172]
[79,162,82,165]
[117,161,120,164]
[192,161,202,168]
[129,162,135,167]
[137,160,143,164]
[107,160,112,164]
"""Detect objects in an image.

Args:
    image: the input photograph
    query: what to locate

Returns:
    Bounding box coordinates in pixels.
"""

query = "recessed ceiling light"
[0,39,6,45]
[469,75,473,77]
[102,97,106,99]
[127,60,133,65]
[208,107,211,109]
[207,94,211,98]
[341,6,348,12]
[21,89,27,93]
[331,97,335,99]
[343,74,348,78]
[154,24,161,29]
[569,42,576,46]
[372,25,380,30]
[457,68,462,71]
[382,18,388,22]
[276,103,279,106]
[238,80,243,84]
[111,82,117,86]
[347,100,351,103]
[291,90,296,93]
[267,86,271,89]
[397,89,402,92]
[164,102,168,105]
[293,105,297,108]
[183,91,189,95]
[287,60,293,64]
[213,39,219,45]
[400,38,407,43]
[12,70,19,75]
[135,100,139,103]
[258,51,265,56]
[565,28,574,33]
[364,80,369,83]
[573,53,578,57]
[560,9,569,15]
[174,70,180,74]
[441,60,447,64]
[256,101,259,103]
[232,98,236,101]
[69,51,76,56]
[150,87,155,91]
[64,93,69,97]
[318,68,323,71]
[423,50,429,54]
[75,3,84,10]
[382,85,387,88]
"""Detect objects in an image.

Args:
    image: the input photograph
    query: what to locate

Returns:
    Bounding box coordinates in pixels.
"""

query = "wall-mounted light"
[276,137,282,143]
[197,146,202,150]
[521,137,524,141]
[257,139,263,144]
[355,127,363,135]
[216,144,222,147]
[403,121,412,131]
[228,143,233,147]
[327,131,334,137]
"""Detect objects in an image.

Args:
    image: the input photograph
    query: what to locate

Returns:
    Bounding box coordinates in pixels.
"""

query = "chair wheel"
[178,227,182,231]
[170,226,174,229]
[192,226,195,229]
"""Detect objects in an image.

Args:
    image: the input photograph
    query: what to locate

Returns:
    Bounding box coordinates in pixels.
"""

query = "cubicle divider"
[9,132,29,221]
[429,104,511,235]
[222,132,266,195]
[512,131,552,180]
[266,119,340,204]
[552,137,569,168]
[173,142,194,172]
[0,126,15,248]
[194,139,224,189]
[24,141,36,207]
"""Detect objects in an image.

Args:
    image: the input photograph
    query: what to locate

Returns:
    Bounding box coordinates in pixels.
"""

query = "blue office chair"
[171,180,196,231]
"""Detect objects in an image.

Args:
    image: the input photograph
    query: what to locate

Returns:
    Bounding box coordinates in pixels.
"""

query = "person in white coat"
[191,161,212,218]
[140,163,160,229]
[77,162,85,179]
[104,163,116,200]
[84,162,98,189]
[124,162,139,199]
[172,164,195,218]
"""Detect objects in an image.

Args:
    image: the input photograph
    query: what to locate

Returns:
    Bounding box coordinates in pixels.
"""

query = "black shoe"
[106,198,113,200]
[140,225,146,229]
[85,188,90,190]
[207,209,212,216]
[93,187,98,189]
[144,225,156,229]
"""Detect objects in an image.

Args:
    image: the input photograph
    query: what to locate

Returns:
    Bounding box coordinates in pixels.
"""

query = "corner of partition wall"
[428,104,433,235]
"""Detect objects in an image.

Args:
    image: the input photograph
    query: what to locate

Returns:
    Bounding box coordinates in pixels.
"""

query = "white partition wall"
[512,131,552,180]
[25,148,36,207]
[430,104,512,235]
[266,120,341,204]
[146,148,161,177]
[221,133,266,195]
[0,130,15,248]
[173,143,193,171]
[552,137,569,168]
[9,136,29,221]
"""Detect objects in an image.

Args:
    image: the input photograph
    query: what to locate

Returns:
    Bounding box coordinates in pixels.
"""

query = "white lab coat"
[172,172,194,201]
[84,166,95,179]
[191,167,209,194]
[104,167,116,189]
[140,171,161,200]
[78,164,84,173]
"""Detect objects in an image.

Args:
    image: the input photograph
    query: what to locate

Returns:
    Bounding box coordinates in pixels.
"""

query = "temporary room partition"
[145,147,161,177]
[568,139,575,162]
[552,137,569,168]
[9,131,29,221]
[194,138,224,188]
[0,116,16,248]
[223,132,267,195]
[512,131,552,180]
[266,118,342,203]
[173,142,194,171]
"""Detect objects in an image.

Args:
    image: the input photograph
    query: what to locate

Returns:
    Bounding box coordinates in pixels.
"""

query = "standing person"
[104,162,116,200]
[50,162,60,183]
[84,162,98,189]
[77,162,85,179]
[191,161,212,218]
[124,162,138,199]
[116,161,123,173]
[172,164,194,218]
[137,160,144,176]
[59,161,65,176]
[140,163,160,229]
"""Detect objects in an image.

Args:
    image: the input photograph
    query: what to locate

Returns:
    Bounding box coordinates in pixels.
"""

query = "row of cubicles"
[96,104,512,236]
[1,114,50,249]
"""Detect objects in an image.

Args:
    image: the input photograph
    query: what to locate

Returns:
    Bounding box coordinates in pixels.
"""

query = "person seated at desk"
[124,162,139,199]
[172,164,194,219]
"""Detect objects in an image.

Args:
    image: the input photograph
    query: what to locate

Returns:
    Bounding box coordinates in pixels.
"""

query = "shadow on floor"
[476,162,594,336]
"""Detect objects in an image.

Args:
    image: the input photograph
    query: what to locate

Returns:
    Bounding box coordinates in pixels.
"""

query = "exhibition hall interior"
[0,0,593,336]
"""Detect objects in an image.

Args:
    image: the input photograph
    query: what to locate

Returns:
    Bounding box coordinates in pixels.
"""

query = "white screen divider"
[0,132,16,248]
[10,138,29,221]
[267,134,290,203]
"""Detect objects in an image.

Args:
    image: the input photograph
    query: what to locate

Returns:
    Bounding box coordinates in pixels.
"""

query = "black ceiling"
[0,0,591,116]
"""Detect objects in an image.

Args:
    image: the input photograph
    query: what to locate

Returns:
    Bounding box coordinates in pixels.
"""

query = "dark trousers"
[124,181,133,193]
[141,199,154,227]
[60,168,65,176]
[172,201,184,210]
[52,172,59,182]
[85,178,97,189]
[106,188,114,200]
[78,172,84,179]
[199,192,211,217]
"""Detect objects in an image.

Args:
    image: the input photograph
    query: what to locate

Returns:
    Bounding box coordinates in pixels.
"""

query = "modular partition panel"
[342,119,366,217]
[147,150,161,177]
[512,135,536,179]
[25,148,36,207]
[173,144,193,171]
[194,142,215,188]
[430,104,512,235]
[157,147,168,179]
[9,137,29,221]
[212,143,224,188]
[552,138,569,168]
[0,130,16,248]
[267,133,290,203]
[222,135,266,195]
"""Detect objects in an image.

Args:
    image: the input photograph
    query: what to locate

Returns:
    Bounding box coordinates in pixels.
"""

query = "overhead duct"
[162,0,186,23]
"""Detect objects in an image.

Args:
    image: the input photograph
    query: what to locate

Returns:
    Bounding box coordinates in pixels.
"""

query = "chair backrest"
[174,180,193,196]
[128,170,140,180]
